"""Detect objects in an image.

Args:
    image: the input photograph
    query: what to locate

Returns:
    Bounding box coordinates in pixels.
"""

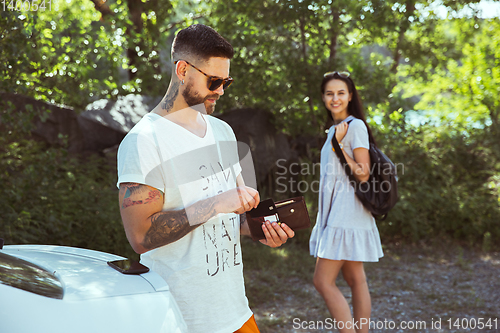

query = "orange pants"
[234,315,260,333]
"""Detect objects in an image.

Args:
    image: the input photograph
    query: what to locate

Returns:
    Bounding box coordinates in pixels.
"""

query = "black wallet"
[245,196,311,241]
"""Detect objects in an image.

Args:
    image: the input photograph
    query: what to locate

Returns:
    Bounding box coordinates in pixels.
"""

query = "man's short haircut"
[172,24,234,62]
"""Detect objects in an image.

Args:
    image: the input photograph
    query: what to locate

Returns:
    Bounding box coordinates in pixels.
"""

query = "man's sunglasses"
[324,71,350,78]
[175,60,234,91]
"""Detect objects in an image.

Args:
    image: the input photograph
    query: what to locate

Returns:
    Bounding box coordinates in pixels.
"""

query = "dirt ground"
[249,242,500,333]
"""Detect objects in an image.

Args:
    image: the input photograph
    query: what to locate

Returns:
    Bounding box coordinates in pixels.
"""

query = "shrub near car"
[0,244,187,333]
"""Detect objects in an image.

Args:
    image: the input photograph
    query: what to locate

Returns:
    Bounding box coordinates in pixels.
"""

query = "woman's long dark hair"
[321,73,376,145]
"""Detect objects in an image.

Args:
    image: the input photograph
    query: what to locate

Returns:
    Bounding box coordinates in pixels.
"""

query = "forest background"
[1,0,499,260]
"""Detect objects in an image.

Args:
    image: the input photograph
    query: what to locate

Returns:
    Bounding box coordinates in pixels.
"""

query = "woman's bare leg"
[313,258,356,333]
[341,261,371,333]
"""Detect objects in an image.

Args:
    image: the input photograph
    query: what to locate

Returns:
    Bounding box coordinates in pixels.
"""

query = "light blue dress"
[309,116,384,262]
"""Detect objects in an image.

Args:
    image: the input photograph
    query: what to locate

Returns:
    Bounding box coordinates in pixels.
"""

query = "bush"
[373,118,500,247]
[0,97,136,258]
[0,131,136,258]
[0,137,136,258]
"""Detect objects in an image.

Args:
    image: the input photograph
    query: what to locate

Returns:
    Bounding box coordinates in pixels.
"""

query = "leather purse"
[245,196,311,241]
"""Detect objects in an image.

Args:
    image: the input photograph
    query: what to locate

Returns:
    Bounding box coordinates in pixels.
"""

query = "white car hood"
[2,245,169,301]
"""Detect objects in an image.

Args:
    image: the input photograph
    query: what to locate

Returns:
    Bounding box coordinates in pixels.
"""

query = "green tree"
[386,16,500,244]
[403,18,500,132]
[0,0,192,110]
[205,0,396,134]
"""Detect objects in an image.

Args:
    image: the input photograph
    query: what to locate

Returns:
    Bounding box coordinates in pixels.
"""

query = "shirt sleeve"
[116,131,165,192]
[349,119,370,150]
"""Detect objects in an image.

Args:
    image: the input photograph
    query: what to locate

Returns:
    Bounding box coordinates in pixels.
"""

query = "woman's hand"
[335,122,349,142]
[259,221,295,248]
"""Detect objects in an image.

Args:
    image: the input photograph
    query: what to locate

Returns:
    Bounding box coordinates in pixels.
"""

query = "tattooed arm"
[119,182,215,254]
[119,182,260,254]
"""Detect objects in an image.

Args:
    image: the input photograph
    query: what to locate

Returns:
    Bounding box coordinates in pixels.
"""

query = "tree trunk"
[299,17,319,131]
[126,0,144,80]
[391,0,415,73]
[328,5,340,68]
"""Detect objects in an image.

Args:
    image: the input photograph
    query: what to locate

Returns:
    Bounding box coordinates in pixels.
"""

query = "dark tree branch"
[126,0,144,80]
[391,0,415,73]
[89,0,113,20]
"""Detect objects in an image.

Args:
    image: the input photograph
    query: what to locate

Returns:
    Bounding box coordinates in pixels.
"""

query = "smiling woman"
[309,72,383,333]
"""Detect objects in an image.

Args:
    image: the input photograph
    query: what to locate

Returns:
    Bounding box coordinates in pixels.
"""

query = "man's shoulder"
[119,113,158,149]
[207,115,236,138]
[127,113,158,133]
[207,115,232,129]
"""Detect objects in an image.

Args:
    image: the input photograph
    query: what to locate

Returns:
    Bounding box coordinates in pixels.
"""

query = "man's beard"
[182,81,218,115]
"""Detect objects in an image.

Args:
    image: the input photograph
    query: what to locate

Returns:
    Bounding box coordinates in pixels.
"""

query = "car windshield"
[0,252,64,299]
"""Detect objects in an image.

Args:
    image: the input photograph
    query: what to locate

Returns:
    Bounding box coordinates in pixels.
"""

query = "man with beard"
[116,24,294,333]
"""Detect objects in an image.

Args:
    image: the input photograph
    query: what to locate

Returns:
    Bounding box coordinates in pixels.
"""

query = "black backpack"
[331,120,398,219]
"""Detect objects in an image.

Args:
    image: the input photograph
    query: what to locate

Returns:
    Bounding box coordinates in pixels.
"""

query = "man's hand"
[216,186,260,215]
[259,221,295,248]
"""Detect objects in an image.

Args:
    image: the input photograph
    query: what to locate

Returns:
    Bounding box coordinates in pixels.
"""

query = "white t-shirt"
[117,112,251,333]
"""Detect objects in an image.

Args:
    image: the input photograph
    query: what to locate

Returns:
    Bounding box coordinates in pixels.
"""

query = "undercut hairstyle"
[172,24,234,62]
[321,73,376,145]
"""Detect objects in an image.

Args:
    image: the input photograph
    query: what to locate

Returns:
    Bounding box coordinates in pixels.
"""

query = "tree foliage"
[0,0,187,110]
[401,18,500,131]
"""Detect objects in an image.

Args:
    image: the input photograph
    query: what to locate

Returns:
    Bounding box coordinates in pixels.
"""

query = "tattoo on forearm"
[142,198,218,250]
[161,81,179,112]
[121,183,161,209]
[143,210,194,250]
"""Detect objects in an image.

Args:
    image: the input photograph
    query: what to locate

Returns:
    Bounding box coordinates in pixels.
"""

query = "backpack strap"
[331,120,359,188]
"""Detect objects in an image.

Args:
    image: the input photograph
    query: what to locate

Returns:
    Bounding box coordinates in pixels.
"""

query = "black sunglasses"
[324,71,350,78]
[175,60,234,91]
